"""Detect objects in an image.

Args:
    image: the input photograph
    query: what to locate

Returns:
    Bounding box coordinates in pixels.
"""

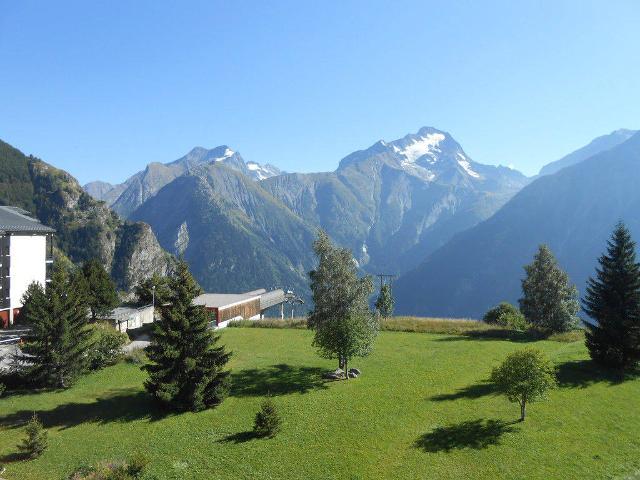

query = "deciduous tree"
[308,230,377,376]
[490,348,556,421]
[519,245,579,333]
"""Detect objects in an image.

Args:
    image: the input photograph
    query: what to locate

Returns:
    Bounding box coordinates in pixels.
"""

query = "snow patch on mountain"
[395,133,445,163]
[456,153,480,178]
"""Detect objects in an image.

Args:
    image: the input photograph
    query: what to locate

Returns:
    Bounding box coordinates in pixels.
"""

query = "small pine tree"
[20,264,92,388]
[375,284,395,318]
[18,413,48,459]
[584,223,640,369]
[81,259,119,321]
[490,348,557,421]
[253,398,281,438]
[519,245,579,333]
[143,260,232,412]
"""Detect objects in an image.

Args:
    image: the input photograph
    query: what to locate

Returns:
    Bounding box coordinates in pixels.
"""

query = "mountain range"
[395,130,640,318]
[86,127,528,298]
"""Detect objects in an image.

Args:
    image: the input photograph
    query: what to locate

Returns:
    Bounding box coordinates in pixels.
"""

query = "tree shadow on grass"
[230,364,328,397]
[219,430,259,444]
[430,381,497,401]
[0,387,171,432]
[555,359,640,388]
[414,419,519,453]
[433,329,544,343]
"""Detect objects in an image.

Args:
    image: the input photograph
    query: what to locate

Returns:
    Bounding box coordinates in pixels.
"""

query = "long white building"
[0,206,55,327]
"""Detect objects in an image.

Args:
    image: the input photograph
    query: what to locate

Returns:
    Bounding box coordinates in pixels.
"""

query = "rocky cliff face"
[0,139,171,290]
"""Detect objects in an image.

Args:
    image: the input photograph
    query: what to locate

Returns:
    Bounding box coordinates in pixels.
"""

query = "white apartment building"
[0,206,55,327]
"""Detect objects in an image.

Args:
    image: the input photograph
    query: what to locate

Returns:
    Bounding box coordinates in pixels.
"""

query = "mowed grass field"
[1,328,640,479]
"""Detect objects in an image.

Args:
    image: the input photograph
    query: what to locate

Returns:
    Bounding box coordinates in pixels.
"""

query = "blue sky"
[1,1,639,184]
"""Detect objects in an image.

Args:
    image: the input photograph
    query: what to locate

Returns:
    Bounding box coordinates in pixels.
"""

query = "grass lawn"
[1,328,640,479]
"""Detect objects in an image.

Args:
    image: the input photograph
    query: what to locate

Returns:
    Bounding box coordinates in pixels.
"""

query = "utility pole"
[376,274,397,290]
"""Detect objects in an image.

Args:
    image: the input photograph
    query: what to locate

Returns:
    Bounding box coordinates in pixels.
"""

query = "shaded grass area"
[1,329,639,479]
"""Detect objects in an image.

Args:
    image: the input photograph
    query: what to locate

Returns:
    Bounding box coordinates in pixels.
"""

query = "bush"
[483,302,520,325]
[87,323,128,370]
[68,453,149,479]
[253,398,281,438]
[123,349,147,365]
[18,413,48,459]
[498,310,529,331]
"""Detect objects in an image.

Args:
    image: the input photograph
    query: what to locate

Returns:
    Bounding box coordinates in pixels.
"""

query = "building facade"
[0,206,55,327]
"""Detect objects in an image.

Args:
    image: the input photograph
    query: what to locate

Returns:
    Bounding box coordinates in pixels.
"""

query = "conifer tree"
[81,259,119,320]
[253,398,281,438]
[584,223,640,369]
[308,230,377,376]
[18,413,48,459]
[375,283,395,318]
[143,260,231,411]
[519,245,579,333]
[20,264,92,388]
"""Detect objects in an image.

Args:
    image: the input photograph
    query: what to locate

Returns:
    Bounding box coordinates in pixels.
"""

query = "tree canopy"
[519,245,579,333]
[308,230,377,375]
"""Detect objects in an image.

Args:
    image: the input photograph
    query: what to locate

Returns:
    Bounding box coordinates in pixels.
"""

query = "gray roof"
[192,289,284,309]
[0,206,55,234]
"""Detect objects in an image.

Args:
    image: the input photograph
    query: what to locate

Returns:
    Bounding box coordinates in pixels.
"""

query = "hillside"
[395,131,640,318]
[0,328,637,479]
[129,163,316,297]
[0,140,171,289]
[538,128,636,176]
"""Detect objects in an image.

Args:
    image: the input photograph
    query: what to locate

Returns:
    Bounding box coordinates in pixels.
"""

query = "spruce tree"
[519,245,579,333]
[308,230,377,376]
[253,398,281,438]
[18,413,48,459]
[20,264,92,388]
[143,260,231,411]
[375,283,395,318]
[584,223,640,369]
[81,259,119,320]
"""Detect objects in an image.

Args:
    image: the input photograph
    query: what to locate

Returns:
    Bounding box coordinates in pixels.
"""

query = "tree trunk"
[344,358,348,380]
[520,399,526,422]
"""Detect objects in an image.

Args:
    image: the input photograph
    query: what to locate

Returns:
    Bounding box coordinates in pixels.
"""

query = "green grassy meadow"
[1,328,640,479]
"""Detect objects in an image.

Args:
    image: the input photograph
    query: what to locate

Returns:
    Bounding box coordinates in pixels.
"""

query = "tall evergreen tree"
[143,260,231,411]
[20,264,92,388]
[81,259,119,320]
[519,245,579,333]
[308,230,377,376]
[584,223,640,369]
[375,283,395,318]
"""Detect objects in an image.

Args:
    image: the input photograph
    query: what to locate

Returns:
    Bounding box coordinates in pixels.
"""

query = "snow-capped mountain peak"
[392,132,446,163]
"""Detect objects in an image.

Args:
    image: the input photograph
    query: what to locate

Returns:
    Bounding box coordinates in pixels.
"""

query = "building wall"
[9,235,47,310]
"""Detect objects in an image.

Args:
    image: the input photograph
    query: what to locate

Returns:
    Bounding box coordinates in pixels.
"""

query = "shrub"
[253,398,281,438]
[18,413,48,459]
[68,454,149,479]
[87,323,128,370]
[483,302,520,325]
[498,310,529,331]
[123,349,147,365]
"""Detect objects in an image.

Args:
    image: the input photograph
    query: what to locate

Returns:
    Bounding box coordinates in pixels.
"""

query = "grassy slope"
[1,329,639,479]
